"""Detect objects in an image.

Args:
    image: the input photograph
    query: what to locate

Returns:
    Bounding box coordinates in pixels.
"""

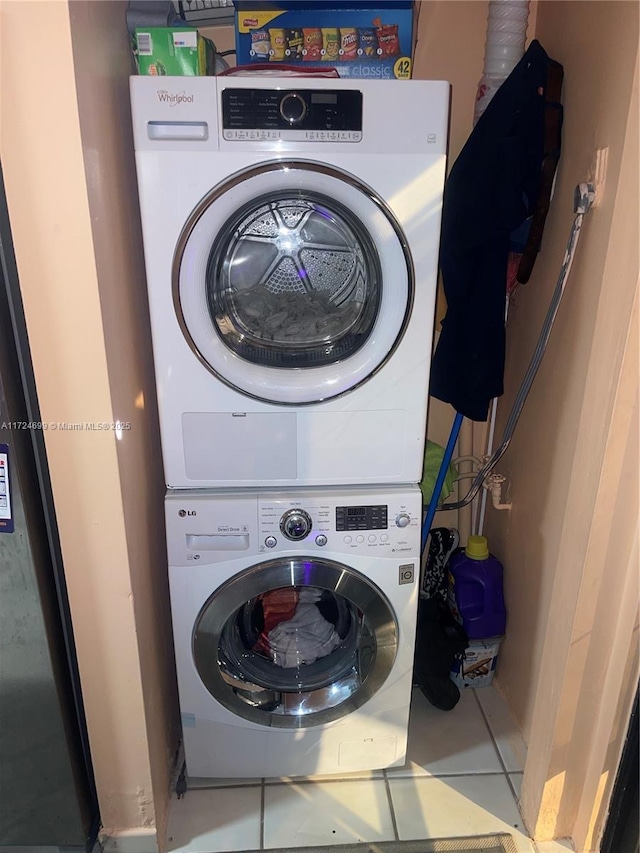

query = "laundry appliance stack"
[130,74,449,781]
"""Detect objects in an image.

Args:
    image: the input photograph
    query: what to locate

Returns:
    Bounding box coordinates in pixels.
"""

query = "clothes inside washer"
[268,588,342,668]
[252,588,299,656]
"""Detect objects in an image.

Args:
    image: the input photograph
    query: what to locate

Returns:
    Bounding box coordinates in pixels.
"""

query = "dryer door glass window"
[206,192,381,368]
[175,161,413,405]
[192,557,398,728]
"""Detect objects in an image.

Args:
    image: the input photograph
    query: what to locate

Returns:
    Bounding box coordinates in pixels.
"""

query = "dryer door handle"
[186,533,249,551]
[148,121,209,141]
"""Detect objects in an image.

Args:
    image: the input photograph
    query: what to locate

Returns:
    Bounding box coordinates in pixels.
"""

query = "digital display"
[347,506,367,516]
[336,504,387,532]
[311,94,338,105]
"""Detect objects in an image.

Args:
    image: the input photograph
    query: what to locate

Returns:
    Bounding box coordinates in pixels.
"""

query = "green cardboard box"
[134,27,208,76]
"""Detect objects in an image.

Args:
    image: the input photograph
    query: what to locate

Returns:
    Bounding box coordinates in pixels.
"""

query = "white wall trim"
[99,828,159,853]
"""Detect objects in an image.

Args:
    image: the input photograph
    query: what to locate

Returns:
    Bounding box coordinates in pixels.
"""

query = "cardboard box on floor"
[451,637,504,689]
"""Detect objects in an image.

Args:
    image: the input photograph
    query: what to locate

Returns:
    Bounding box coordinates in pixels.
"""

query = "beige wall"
[414,1,487,164]
[67,1,181,846]
[487,0,637,735]
[0,0,178,847]
[481,1,639,847]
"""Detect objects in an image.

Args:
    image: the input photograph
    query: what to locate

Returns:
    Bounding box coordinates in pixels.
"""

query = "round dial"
[280,508,313,541]
[395,513,411,528]
[279,93,307,125]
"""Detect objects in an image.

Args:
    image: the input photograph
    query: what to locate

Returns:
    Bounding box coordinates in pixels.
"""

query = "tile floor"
[166,687,574,853]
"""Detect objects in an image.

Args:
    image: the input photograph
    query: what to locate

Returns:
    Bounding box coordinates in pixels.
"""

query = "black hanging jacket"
[430,40,561,421]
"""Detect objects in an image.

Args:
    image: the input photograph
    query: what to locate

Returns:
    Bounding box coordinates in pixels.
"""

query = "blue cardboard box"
[234,1,415,79]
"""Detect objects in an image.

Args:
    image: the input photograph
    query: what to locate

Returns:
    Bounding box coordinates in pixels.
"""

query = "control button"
[265,536,277,548]
[395,513,411,528]
[356,535,365,544]
[279,92,307,125]
[280,508,313,541]
[380,534,389,542]
[315,534,327,547]
[368,534,377,542]
[343,535,352,544]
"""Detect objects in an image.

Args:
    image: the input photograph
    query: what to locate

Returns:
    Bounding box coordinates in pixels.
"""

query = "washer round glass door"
[174,161,413,405]
[192,557,398,728]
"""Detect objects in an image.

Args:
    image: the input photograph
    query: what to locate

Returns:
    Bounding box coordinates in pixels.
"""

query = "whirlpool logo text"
[157,90,194,107]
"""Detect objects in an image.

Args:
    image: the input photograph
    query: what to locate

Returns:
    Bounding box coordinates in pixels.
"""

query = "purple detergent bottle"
[448,535,507,639]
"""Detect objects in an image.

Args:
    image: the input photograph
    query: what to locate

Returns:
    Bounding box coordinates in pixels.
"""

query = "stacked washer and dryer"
[130,75,449,780]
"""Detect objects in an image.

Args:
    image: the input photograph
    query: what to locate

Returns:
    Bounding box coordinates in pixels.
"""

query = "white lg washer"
[166,485,421,779]
[130,76,449,489]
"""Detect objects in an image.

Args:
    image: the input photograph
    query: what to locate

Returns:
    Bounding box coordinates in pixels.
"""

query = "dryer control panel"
[221,88,363,142]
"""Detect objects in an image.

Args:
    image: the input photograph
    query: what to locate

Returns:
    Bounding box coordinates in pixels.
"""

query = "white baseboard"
[99,828,158,853]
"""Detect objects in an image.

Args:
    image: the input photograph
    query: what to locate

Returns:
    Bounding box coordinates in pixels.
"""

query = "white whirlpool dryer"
[166,485,421,779]
[130,76,449,489]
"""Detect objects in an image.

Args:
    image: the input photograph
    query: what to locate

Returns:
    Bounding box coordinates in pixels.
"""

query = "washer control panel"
[167,488,421,564]
[258,492,419,554]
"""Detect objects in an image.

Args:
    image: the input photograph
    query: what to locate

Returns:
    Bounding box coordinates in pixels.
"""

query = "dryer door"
[192,556,398,728]
[175,160,413,405]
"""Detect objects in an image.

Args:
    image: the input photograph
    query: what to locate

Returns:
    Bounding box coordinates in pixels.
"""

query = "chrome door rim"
[192,556,398,728]
[172,159,414,405]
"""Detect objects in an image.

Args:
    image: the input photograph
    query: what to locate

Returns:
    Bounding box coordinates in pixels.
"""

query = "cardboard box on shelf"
[451,637,504,689]
[234,1,415,80]
[134,27,213,75]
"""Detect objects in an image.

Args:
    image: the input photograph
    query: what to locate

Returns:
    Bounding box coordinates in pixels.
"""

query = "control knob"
[395,513,411,528]
[279,93,307,125]
[280,508,313,541]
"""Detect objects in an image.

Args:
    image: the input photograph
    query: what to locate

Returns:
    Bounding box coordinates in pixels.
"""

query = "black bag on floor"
[413,596,469,712]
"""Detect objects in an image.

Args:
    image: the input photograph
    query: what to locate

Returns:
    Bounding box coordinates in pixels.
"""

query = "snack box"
[451,637,504,689]
[134,27,212,76]
[234,1,415,80]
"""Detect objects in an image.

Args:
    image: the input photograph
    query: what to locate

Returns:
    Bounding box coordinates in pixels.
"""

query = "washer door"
[192,557,398,728]
[174,160,413,405]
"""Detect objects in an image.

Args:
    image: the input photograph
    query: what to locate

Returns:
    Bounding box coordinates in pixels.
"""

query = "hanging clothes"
[430,40,563,422]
